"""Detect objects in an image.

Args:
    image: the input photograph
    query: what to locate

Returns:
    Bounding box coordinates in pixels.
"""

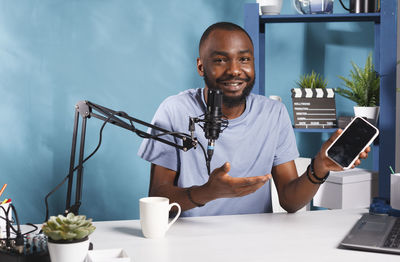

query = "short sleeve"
[137,99,180,171]
[273,104,299,166]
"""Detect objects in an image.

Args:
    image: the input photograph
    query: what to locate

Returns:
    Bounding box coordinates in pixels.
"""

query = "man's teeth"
[224,82,241,86]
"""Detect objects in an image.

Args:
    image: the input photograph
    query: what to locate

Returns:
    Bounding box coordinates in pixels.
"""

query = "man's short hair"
[199,22,254,53]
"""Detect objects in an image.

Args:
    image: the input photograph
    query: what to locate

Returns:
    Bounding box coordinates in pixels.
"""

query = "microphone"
[204,88,224,161]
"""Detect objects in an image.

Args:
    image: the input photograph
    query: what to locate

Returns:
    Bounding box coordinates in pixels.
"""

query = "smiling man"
[138,22,369,217]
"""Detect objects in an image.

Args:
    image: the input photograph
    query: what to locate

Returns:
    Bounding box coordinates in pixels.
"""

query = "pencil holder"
[0,202,12,234]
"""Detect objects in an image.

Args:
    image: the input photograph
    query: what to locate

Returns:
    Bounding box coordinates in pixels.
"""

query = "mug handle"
[166,203,181,231]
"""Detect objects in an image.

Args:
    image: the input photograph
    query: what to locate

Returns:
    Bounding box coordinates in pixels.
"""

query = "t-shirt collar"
[199,88,250,125]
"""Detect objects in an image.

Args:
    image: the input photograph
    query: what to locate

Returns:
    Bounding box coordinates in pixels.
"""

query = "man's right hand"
[204,162,271,200]
[149,162,271,211]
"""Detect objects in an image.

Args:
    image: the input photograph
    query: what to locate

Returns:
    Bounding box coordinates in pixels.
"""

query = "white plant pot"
[353,106,380,125]
[48,238,90,262]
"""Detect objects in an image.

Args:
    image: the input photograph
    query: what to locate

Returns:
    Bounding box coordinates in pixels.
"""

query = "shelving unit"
[244,1,397,200]
[293,128,337,133]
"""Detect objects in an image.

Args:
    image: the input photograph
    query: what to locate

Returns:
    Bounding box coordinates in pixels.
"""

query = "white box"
[313,168,378,209]
[390,173,400,210]
[86,249,130,262]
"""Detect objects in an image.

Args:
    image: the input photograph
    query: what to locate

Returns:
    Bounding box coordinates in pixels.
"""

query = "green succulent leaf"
[42,213,96,241]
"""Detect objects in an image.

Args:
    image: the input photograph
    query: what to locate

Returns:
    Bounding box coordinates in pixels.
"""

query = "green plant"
[296,70,328,89]
[42,213,96,241]
[335,54,380,107]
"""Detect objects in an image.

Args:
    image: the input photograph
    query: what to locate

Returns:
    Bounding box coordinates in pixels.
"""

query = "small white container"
[86,249,130,262]
[269,95,282,102]
[313,168,378,209]
[0,202,12,235]
[390,173,400,210]
[257,0,283,15]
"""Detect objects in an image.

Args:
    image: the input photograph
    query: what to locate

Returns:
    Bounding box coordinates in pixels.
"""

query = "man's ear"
[197,57,204,77]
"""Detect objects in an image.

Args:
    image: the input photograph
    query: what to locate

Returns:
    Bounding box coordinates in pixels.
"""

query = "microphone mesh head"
[205,89,223,140]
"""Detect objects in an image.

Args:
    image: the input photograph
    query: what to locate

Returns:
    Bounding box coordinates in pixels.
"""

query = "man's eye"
[240,57,251,62]
[213,58,226,63]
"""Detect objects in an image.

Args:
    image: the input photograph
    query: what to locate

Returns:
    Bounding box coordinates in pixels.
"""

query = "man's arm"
[149,162,271,211]
[272,129,370,213]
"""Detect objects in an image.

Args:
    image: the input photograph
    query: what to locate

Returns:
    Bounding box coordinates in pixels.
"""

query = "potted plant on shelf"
[291,70,337,129]
[296,70,328,89]
[42,213,96,262]
[335,53,380,125]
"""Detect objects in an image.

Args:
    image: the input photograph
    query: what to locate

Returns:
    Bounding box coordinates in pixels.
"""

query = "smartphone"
[325,117,379,169]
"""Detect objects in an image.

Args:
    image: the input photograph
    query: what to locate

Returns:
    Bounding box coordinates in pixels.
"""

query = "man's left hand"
[313,129,371,178]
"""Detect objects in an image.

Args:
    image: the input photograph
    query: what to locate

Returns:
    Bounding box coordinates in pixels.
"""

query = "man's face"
[197,29,255,108]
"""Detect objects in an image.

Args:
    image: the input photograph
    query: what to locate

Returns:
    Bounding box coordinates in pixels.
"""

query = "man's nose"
[226,61,241,76]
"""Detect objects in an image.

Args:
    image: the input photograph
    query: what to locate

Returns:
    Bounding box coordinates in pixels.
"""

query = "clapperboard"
[291,88,337,128]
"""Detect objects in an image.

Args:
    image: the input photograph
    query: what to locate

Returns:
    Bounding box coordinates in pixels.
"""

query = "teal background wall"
[0,0,373,224]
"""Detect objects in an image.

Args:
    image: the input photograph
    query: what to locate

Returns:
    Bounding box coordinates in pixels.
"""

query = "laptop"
[340,213,400,254]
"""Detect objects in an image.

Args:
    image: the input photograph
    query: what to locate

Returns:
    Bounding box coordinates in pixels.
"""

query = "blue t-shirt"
[138,88,299,216]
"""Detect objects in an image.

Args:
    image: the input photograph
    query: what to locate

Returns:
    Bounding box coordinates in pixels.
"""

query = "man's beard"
[203,71,255,108]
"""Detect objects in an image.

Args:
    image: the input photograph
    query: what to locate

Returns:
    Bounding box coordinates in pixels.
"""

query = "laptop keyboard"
[383,218,400,248]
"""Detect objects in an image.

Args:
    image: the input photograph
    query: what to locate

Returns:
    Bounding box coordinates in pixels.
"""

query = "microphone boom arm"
[65,100,198,215]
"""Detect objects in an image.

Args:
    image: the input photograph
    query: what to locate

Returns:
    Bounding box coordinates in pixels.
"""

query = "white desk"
[90,209,399,262]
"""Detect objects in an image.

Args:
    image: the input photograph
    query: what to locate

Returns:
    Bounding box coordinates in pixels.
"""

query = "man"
[138,22,369,216]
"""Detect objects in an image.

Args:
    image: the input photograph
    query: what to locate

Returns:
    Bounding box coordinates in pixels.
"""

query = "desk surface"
[90,209,399,262]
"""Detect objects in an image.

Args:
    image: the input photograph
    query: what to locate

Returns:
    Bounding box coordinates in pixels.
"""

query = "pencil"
[0,184,7,198]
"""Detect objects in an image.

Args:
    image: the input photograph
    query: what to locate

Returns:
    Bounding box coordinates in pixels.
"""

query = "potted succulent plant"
[42,213,96,262]
[291,70,337,128]
[335,53,380,125]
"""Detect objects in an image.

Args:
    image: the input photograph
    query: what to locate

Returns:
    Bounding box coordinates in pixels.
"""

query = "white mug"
[139,197,181,239]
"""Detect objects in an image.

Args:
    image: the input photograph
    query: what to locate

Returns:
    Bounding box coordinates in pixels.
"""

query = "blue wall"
[0,0,373,224]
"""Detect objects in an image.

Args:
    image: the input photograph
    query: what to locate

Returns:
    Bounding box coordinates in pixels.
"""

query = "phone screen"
[327,117,378,168]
